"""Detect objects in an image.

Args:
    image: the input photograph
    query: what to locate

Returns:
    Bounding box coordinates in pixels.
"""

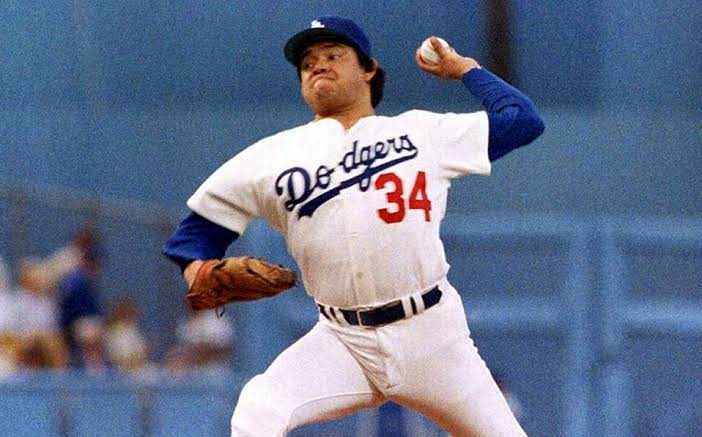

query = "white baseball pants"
[230,278,526,436]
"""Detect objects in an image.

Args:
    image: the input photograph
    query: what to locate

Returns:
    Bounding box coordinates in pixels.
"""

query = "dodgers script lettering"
[275,135,418,218]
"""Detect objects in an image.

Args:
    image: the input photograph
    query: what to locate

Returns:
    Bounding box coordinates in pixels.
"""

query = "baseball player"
[163,15,544,436]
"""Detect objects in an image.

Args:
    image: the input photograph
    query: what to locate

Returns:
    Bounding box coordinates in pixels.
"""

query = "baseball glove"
[186,256,297,311]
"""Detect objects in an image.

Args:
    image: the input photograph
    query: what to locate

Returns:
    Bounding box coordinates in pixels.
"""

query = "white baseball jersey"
[187,110,490,308]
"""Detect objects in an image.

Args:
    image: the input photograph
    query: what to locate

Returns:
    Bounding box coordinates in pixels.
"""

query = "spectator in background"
[104,298,152,374]
[13,258,68,370]
[15,258,58,334]
[0,255,19,376]
[42,225,100,293]
[165,308,234,374]
[0,256,69,373]
[57,239,108,372]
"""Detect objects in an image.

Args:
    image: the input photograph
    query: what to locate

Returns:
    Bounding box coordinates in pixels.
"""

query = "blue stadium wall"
[1,0,699,218]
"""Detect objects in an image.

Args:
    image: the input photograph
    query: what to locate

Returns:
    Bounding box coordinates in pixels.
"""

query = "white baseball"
[419,37,449,65]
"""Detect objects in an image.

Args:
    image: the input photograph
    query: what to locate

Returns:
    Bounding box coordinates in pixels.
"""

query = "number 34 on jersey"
[375,171,432,224]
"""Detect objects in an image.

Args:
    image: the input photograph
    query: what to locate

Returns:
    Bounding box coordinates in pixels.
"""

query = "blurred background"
[0,0,700,436]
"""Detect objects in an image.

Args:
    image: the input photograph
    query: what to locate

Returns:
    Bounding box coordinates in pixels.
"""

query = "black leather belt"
[318,286,442,327]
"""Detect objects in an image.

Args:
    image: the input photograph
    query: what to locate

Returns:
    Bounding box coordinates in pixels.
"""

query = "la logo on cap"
[310,19,324,28]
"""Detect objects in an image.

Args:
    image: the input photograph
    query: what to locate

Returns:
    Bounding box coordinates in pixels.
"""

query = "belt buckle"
[356,303,388,327]
[357,300,400,327]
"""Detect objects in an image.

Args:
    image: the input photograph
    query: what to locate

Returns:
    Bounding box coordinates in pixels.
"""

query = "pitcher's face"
[299,42,374,116]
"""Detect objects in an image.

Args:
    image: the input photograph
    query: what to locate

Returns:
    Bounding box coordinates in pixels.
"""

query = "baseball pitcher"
[163,15,544,436]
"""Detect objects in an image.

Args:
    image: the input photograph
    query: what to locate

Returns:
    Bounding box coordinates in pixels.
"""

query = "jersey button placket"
[340,180,364,304]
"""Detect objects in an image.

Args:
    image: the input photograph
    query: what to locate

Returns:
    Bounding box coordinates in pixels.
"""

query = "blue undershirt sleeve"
[462,68,545,162]
[161,212,239,272]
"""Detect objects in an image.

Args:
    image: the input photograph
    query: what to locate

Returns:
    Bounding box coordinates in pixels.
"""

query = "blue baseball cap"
[284,16,372,66]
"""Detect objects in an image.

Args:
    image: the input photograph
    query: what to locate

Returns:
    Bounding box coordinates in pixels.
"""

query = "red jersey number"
[375,171,432,224]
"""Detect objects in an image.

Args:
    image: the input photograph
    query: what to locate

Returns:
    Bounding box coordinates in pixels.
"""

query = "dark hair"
[296,44,385,108]
[358,54,385,108]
